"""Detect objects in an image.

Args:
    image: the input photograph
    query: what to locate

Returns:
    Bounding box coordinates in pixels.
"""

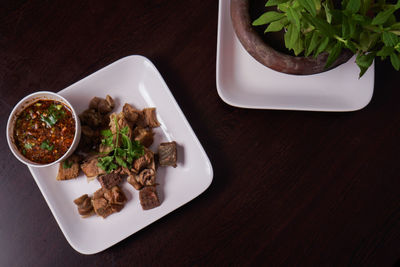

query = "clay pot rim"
[230,0,353,75]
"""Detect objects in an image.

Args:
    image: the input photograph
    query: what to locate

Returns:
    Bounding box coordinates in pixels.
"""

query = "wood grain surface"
[1,1,400,266]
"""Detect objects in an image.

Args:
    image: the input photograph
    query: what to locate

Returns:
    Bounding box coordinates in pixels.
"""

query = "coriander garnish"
[97,117,144,173]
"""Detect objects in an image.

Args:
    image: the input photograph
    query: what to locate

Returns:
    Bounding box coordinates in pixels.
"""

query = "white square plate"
[28,55,213,254]
[216,0,375,111]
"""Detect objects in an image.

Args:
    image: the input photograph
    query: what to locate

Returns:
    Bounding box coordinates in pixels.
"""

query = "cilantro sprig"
[97,117,144,173]
[40,104,65,128]
[253,0,400,77]
[40,140,53,151]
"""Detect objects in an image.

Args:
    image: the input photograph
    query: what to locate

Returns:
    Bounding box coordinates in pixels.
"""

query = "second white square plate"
[28,55,213,254]
[216,0,375,111]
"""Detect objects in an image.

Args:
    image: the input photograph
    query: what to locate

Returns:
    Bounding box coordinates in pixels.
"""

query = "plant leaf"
[371,6,396,26]
[252,11,286,26]
[298,0,317,17]
[287,7,301,30]
[303,13,335,37]
[342,15,350,38]
[346,0,361,13]
[377,46,394,59]
[264,19,286,33]
[382,31,399,47]
[266,0,290,7]
[322,2,332,23]
[315,37,330,57]
[356,52,375,77]
[390,22,400,30]
[325,42,343,68]
[390,52,400,70]
[305,31,320,56]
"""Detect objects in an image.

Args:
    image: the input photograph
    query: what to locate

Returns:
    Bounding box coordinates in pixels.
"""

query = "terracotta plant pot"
[230,0,353,75]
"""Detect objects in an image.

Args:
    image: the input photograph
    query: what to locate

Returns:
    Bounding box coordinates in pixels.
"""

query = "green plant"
[253,0,400,77]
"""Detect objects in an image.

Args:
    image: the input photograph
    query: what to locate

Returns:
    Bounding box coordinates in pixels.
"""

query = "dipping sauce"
[13,99,75,164]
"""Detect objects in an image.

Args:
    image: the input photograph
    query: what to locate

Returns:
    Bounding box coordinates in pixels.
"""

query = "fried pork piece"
[89,95,115,114]
[79,109,106,128]
[142,108,160,128]
[81,155,106,178]
[73,194,94,217]
[92,186,127,218]
[158,141,177,167]
[137,168,156,186]
[133,127,154,148]
[109,112,132,139]
[57,154,81,180]
[97,171,123,189]
[123,167,142,190]
[139,186,160,210]
[133,148,154,173]
[122,103,140,126]
[78,125,101,152]
[124,167,156,190]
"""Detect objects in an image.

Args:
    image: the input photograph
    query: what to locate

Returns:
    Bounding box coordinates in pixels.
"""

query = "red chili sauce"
[13,100,75,164]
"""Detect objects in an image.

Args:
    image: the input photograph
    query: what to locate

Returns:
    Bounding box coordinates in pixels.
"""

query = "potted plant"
[231,0,400,77]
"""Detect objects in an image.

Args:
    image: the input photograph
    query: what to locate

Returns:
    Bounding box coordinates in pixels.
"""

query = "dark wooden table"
[1,1,400,266]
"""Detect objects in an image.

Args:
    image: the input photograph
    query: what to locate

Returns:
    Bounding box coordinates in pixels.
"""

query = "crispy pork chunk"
[79,109,105,128]
[89,95,115,114]
[133,148,154,172]
[124,167,156,190]
[133,127,154,148]
[142,108,160,128]
[73,194,94,217]
[139,186,160,210]
[78,125,100,152]
[92,186,127,218]
[109,112,132,139]
[81,155,106,178]
[57,154,81,180]
[97,171,123,189]
[123,167,142,190]
[122,103,140,125]
[137,169,156,186]
[158,141,177,167]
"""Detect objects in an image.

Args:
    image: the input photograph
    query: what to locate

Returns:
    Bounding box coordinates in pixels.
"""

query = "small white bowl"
[6,91,81,168]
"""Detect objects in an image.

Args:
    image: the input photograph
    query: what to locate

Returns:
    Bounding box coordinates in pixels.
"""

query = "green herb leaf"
[303,13,335,37]
[305,31,319,56]
[265,0,290,7]
[371,6,396,26]
[356,52,375,77]
[101,129,112,137]
[63,160,73,169]
[287,7,301,30]
[298,0,317,17]
[253,11,286,26]
[377,46,394,59]
[40,140,53,151]
[315,37,330,57]
[382,31,399,47]
[41,114,57,128]
[115,156,128,168]
[24,143,34,149]
[120,126,130,135]
[322,2,332,23]
[390,52,400,70]
[325,42,343,68]
[346,0,361,14]
[264,19,286,32]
